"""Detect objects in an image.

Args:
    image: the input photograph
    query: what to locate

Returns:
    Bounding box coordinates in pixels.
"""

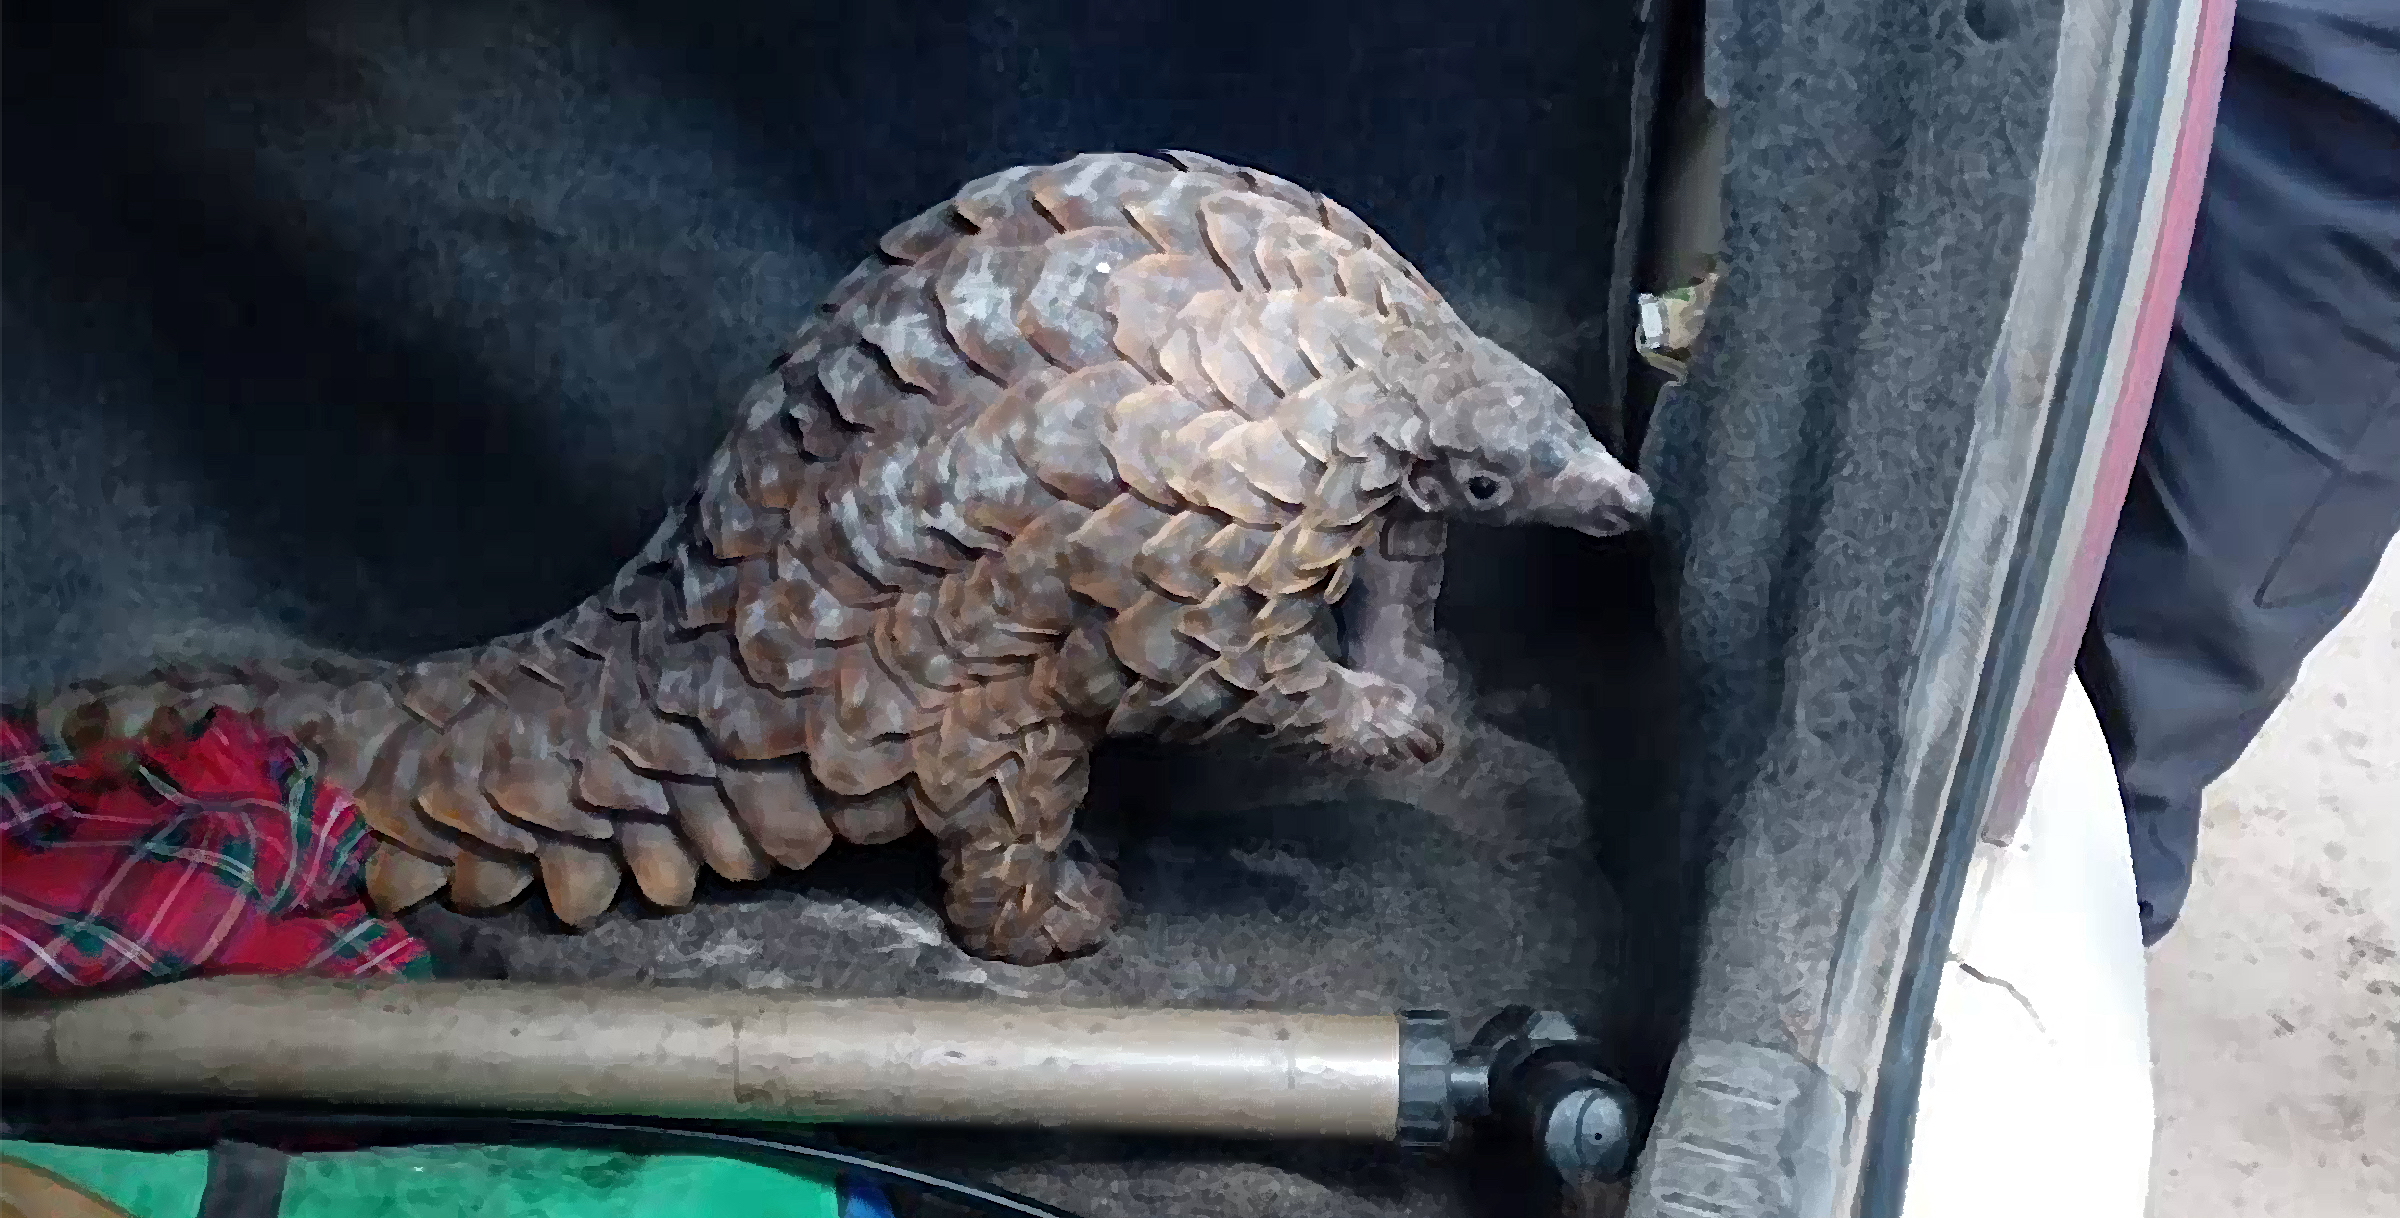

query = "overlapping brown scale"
[823,781,917,846]
[1025,628,1118,725]
[803,701,913,797]
[910,690,1017,812]
[364,839,449,914]
[1326,380,1418,460]
[1197,521,1275,586]
[1147,665,1244,742]
[828,643,939,743]
[637,614,707,720]
[1174,583,1266,654]
[1261,630,1320,676]
[979,667,1057,739]
[1003,724,1089,848]
[1309,454,1391,526]
[1105,253,1236,379]
[1233,163,1326,218]
[350,723,458,859]
[1272,376,1351,464]
[782,390,859,481]
[1153,328,1229,413]
[951,164,1043,233]
[1209,419,1322,507]
[1319,196,1437,294]
[259,684,341,751]
[677,547,742,630]
[1186,298,1284,419]
[1063,494,1175,611]
[1100,384,1209,507]
[730,561,846,693]
[1021,228,1160,370]
[1107,592,1211,683]
[1200,192,1307,292]
[684,646,814,762]
[1227,294,1321,395]
[697,445,782,560]
[600,644,716,779]
[852,262,985,409]
[986,500,1090,633]
[1255,216,1351,297]
[1164,415,1284,526]
[1131,510,1222,601]
[315,692,408,794]
[448,841,535,911]
[46,153,1515,960]
[822,451,943,594]
[916,488,1008,566]
[1121,171,1230,256]
[1027,153,1174,232]
[1016,363,1149,508]
[482,684,609,838]
[870,591,963,696]
[716,761,835,869]
[1102,679,1174,737]
[616,814,699,909]
[816,342,914,433]
[1254,593,1322,640]
[772,313,838,371]
[1336,248,1449,330]
[780,507,899,610]
[930,562,1002,656]
[879,198,969,264]
[1321,554,1359,604]
[1211,644,1274,693]
[913,768,1003,841]
[731,383,812,511]
[1246,524,1366,596]
[935,241,1050,383]
[414,707,542,854]
[538,834,623,926]
[663,778,770,882]
[395,660,481,730]
[948,370,1057,536]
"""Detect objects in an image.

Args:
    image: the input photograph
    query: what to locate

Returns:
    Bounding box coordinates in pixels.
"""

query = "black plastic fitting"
[1395,1004,1646,1184]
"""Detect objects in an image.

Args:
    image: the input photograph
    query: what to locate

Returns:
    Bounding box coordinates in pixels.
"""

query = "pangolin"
[19,151,1653,965]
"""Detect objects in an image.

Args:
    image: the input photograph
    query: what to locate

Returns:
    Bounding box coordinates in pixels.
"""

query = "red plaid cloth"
[1,706,429,994]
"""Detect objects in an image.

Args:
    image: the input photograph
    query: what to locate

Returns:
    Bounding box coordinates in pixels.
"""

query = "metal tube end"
[1395,1010,1456,1149]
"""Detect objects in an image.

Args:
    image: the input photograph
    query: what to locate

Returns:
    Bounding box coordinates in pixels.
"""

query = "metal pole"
[0,977,1402,1141]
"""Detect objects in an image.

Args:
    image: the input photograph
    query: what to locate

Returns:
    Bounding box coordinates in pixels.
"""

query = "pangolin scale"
[20,151,1651,965]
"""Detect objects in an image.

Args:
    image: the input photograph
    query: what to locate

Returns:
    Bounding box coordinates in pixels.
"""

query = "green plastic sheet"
[2,1139,841,1218]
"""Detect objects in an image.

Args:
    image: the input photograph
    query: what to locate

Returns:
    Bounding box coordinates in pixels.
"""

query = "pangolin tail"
[11,528,841,927]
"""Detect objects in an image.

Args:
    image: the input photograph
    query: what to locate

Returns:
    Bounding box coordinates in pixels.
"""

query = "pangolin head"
[1381,327,1653,539]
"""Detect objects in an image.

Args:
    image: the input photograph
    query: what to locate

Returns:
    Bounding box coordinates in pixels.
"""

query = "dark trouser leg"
[2077,0,2400,946]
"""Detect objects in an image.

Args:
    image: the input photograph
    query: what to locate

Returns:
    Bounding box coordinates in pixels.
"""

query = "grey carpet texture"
[2,2,1675,1215]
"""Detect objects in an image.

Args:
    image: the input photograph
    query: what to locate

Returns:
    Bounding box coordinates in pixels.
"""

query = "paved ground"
[2144,539,2399,1217]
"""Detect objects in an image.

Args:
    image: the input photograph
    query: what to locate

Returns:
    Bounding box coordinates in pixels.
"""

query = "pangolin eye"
[1465,474,1503,503]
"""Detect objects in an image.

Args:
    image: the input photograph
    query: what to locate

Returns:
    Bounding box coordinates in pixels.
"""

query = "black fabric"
[197,1141,291,1218]
[2078,0,2400,946]
[1641,0,2059,1056]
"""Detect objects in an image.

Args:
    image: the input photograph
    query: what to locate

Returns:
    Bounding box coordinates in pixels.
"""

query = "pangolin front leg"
[1336,514,1449,699]
[1235,611,1444,768]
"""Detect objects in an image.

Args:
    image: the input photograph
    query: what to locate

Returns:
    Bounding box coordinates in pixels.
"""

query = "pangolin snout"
[1530,441,1653,539]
